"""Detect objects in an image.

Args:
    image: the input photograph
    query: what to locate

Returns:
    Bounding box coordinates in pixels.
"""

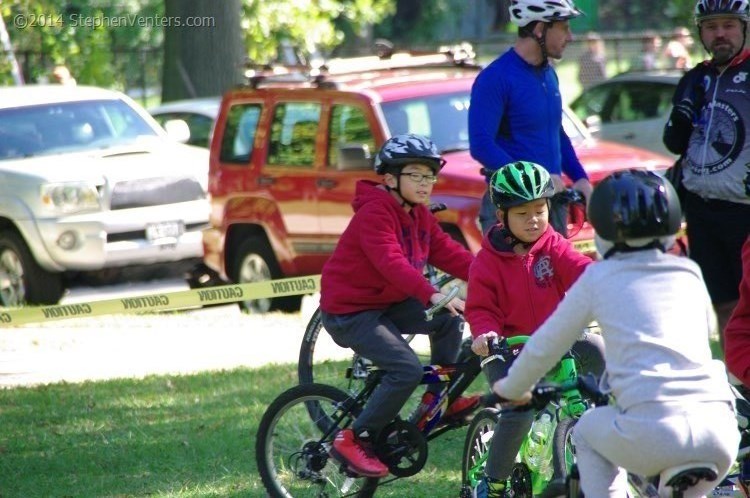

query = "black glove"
[664,99,696,154]
[672,98,697,124]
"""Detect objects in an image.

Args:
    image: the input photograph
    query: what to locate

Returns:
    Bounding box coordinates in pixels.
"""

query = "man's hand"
[471,331,498,356]
[673,98,696,124]
[550,173,566,194]
[571,178,593,203]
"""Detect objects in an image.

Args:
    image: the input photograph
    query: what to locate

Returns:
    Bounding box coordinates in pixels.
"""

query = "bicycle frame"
[464,335,589,496]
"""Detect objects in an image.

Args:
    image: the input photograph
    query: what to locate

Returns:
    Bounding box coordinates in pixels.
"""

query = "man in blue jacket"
[469,0,593,235]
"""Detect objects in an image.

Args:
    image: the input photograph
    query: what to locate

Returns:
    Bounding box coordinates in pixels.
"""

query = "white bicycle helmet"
[695,0,750,24]
[509,0,583,27]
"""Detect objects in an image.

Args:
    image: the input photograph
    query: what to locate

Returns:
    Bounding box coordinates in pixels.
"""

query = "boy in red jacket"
[725,236,750,385]
[464,161,605,498]
[320,134,477,478]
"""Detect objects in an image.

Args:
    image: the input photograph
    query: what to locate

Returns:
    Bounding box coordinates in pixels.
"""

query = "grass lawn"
[0,362,473,497]
[0,331,724,497]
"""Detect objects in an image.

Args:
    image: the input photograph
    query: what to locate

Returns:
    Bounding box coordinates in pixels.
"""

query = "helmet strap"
[533,23,551,65]
[385,179,416,208]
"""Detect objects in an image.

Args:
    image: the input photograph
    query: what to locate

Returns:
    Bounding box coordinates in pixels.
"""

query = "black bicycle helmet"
[489,161,555,210]
[374,134,445,175]
[587,169,682,249]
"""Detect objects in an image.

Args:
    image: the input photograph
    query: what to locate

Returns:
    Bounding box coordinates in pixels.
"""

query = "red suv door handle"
[258,176,276,186]
[317,178,337,189]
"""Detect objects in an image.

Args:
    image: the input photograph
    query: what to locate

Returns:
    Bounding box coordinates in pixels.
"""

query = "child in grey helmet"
[495,169,739,497]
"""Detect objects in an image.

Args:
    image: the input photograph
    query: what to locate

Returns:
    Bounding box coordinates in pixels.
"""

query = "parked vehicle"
[0,85,209,307]
[203,47,676,313]
[148,97,221,148]
[569,70,683,157]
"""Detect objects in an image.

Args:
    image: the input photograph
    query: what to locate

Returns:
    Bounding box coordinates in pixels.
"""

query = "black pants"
[321,298,464,434]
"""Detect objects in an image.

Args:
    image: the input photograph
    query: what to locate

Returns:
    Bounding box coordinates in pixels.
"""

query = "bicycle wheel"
[461,407,500,493]
[298,307,373,394]
[552,416,577,481]
[256,383,380,498]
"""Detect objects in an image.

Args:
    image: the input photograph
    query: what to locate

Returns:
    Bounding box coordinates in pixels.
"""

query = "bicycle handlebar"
[424,285,461,321]
[551,188,586,207]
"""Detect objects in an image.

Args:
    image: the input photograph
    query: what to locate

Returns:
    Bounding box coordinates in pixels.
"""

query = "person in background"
[320,134,478,478]
[662,0,750,351]
[663,26,694,69]
[495,169,739,498]
[52,65,76,86]
[577,32,607,89]
[632,30,663,71]
[469,0,593,236]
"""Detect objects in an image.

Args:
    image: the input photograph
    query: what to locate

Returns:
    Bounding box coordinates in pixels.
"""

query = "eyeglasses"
[399,172,438,184]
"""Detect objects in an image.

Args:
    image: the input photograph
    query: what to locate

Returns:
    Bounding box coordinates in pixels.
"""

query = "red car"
[203,48,675,312]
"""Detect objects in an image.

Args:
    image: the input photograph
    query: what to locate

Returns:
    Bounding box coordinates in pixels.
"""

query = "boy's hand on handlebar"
[429,292,464,316]
[471,332,498,356]
[492,378,532,406]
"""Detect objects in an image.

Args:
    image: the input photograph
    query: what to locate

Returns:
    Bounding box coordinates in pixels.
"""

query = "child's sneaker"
[445,394,481,420]
[476,476,510,498]
[330,429,389,478]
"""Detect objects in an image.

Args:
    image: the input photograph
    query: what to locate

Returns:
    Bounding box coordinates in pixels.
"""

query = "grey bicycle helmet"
[374,134,445,175]
[489,161,555,210]
[509,0,583,27]
[695,0,750,24]
[587,169,681,254]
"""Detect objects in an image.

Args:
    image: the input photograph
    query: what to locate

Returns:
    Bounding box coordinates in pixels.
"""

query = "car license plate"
[146,221,184,241]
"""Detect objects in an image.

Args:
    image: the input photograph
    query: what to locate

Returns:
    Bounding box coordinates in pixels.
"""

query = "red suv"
[203,47,675,312]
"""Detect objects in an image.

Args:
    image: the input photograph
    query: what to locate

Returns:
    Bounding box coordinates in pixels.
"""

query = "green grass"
[0,362,476,498]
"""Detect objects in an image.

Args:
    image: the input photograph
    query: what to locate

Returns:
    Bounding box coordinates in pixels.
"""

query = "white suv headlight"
[40,183,101,214]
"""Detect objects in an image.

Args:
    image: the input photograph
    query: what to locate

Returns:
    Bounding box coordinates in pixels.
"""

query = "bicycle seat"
[658,462,718,495]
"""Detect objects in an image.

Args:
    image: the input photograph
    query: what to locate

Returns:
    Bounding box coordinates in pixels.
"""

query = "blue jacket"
[469,48,587,183]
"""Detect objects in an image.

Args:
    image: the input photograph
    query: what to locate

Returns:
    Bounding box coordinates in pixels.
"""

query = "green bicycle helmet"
[489,161,555,210]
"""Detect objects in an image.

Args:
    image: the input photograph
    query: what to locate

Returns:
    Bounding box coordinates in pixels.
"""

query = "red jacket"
[465,225,592,339]
[725,236,750,385]
[320,180,474,314]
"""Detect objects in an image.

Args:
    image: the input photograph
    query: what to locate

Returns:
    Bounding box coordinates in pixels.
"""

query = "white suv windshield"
[0,99,159,161]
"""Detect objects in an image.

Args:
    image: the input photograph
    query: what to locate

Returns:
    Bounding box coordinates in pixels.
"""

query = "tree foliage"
[0,0,703,92]
[241,0,394,63]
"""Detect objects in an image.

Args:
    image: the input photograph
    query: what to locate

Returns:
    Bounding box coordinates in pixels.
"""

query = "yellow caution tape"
[0,275,321,326]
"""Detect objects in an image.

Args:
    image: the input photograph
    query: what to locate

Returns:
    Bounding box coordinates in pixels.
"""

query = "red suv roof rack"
[241,42,479,89]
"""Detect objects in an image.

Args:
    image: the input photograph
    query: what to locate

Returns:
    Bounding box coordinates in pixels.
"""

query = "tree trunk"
[162,0,243,102]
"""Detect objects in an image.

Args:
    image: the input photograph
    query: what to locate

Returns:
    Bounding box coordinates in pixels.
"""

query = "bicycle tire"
[461,407,501,491]
[552,416,577,481]
[256,383,380,498]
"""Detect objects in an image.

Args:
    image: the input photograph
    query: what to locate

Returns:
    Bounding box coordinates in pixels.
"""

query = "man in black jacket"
[663,0,750,350]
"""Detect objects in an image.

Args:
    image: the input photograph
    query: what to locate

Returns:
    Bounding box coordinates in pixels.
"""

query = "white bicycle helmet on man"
[509,0,584,63]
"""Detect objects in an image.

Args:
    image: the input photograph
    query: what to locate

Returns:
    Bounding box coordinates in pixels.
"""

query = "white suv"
[0,85,209,307]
